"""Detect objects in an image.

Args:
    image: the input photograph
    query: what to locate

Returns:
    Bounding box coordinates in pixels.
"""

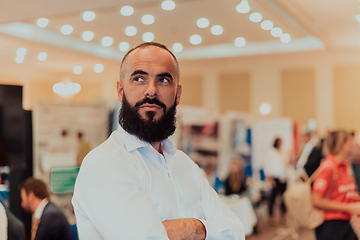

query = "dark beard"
[119,93,177,143]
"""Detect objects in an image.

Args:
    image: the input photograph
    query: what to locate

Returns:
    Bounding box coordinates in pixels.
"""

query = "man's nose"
[145,79,158,99]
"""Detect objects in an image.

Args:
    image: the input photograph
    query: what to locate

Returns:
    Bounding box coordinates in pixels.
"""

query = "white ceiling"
[0,0,359,83]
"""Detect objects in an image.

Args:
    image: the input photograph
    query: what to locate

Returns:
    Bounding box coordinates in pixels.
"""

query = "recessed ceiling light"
[120,6,134,16]
[61,25,73,35]
[260,103,271,115]
[141,14,155,25]
[271,27,283,37]
[37,18,49,28]
[261,20,273,30]
[101,36,114,47]
[125,26,137,36]
[38,52,47,61]
[196,18,210,28]
[93,63,104,73]
[280,33,291,43]
[249,12,262,23]
[189,35,202,45]
[119,42,130,51]
[15,56,24,64]
[234,37,246,47]
[356,14,360,22]
[161,0,176,10]
[83,11,96,21]
[142,32,155,42]
[82,31,95,41]
[16,48,27,56]
[172,43,183,53]
[73,65,83,75]
[236,0,250,14]
[211,25,223,35]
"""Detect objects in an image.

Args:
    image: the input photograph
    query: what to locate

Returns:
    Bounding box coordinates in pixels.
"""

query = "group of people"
[261,130,360,240]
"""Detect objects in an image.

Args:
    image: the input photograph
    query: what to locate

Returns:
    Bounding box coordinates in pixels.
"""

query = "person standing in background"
[312,131,360,240]
[264,137,289,221]
[76,132,91,166]
[20,178,74,240]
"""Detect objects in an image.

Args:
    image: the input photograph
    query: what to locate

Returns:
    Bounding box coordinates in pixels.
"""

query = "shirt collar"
[34,198,49,219]
[116,125,177,156]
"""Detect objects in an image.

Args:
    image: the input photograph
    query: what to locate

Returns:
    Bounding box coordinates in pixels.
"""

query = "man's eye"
[134,77,145,82]
[159,78,170,83]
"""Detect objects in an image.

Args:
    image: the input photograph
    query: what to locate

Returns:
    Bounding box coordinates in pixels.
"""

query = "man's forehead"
[125,46,176,65]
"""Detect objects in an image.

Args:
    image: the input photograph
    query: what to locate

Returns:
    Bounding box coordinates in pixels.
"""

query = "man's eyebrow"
[157,72,173,81]
[131,70,148,76]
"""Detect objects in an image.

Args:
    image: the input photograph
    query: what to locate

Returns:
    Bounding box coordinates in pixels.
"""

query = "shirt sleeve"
[312,164,334,197]
[195,166,245,240]
[72,155,170,240]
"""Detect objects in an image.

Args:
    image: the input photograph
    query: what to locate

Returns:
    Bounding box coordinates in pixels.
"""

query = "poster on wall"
[33,102,108,223]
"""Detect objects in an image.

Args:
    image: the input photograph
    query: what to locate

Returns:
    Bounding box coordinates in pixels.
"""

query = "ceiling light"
[161,0,176,10]
[37,52,47,61]
[101,36,113,47]
[141,14,155,25]
[356,14,360,22]
[15,56,24,64]
[83,11,96,21]
[16,48,27,56]
[197,18,210,28]
[119,42,130,51]
[172,43,183,53]
[73,65,83,75]
[271,27,283,37]
[37,18,49,28]
[234,37,246,47]
[189,35,202,45]
[236,0,250,14]
[261,20,273,30]
[53,82,81,97]
[142,32,155,42]
[93,63,104,73]
[61,25,73,35]
[120,6,134,16]
[211,25,223,35]
[249,12,262,23]
[260,103,271,115]
[82,31,95,41]
[125,26,137,36]
[280,33,291,43]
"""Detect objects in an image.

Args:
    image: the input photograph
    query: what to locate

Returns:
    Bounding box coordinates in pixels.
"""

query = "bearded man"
[72,42,244,240]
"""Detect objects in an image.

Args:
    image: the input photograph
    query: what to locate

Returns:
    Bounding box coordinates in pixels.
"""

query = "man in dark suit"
[20,178,74,240]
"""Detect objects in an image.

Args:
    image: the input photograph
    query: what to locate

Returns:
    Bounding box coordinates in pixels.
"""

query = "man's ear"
[117,81,124,102]
[176,85,182,106]
[28,191,35,200]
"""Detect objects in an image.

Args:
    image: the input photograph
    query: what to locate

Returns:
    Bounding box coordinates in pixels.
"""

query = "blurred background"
[0,0,360,239]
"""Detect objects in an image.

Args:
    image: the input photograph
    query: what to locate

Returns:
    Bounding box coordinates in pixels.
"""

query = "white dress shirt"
[72,126,244,240]
[264,149,287,182]
[0,203,7,240]
[34,198,49,220]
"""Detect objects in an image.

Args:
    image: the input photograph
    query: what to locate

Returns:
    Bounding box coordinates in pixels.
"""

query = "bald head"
[120,42,179,83]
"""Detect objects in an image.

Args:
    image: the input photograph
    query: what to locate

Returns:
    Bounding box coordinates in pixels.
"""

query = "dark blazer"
[35,201,74,240]
[6,209,25,240]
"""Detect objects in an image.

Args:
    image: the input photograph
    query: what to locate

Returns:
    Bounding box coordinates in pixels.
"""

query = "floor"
[246,217,316,240]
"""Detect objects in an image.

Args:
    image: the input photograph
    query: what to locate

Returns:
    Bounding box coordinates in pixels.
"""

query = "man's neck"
[150,142,163,154]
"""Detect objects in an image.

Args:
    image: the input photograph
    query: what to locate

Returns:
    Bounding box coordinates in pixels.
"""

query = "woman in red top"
[312,130,360,240]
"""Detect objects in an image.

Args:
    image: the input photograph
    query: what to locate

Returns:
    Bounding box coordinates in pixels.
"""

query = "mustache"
[134,97,167,111]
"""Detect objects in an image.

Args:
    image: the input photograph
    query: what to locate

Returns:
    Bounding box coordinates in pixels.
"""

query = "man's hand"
[162,218,206,240]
